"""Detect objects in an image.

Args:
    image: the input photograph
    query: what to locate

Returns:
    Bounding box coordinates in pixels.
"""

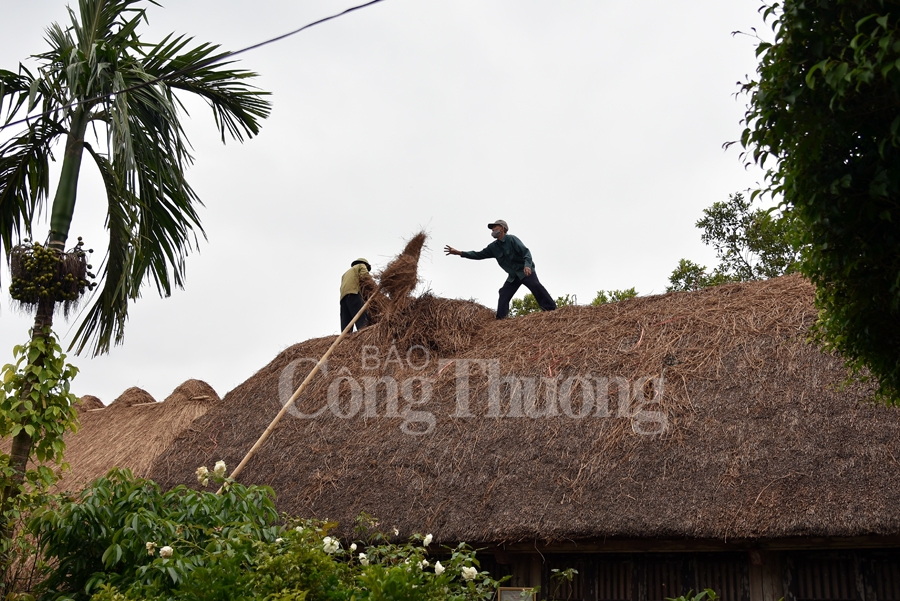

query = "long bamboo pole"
[223,294,375,487]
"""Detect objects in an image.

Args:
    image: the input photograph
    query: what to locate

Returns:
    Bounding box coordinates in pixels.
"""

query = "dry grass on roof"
[109,386,156,408]
[53,380,220,492]
[78,395,104,411]
[374,292,494,355]
[149,275,900,545]
[377,232,425,300]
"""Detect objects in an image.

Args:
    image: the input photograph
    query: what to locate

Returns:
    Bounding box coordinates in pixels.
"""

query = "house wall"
[484,549,900,601]
[748,551,784,601]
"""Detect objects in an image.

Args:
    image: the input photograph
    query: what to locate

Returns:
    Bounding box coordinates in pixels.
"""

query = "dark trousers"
[497,272,557,319]
[340,293,369,331]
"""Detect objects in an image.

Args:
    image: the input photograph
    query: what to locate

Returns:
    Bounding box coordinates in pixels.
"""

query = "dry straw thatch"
[78,395,104,411]
[109,386,156,408]
[148,275,900,545]
[53,380,220,491]
[350,232,427,327]
[376,232,425,301]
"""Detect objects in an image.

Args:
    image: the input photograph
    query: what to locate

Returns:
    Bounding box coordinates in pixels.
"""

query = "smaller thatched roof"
[108,386,156,408]
[78,395,104,411]
[54,380,220,492]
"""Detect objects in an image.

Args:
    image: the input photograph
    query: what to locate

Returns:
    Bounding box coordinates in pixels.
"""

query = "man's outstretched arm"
[446,244,496,260]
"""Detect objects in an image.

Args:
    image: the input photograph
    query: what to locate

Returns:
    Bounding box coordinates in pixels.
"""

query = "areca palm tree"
[0,0,270,498]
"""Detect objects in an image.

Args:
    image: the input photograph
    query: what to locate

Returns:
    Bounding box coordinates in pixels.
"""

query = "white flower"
[393,527,399,536]
[359,552,369,566]
[295,526,303,533]
[434,561,445,576]
[159,546,174,559]
[322,536,340,554]
[461,566,477,581]
[423,533,433,547]
[418,559,429,569]
[195,466,209,485]
[350,543,357,552]
[146,542,157,556]
[275,538,283,543]
[213,460,227,477]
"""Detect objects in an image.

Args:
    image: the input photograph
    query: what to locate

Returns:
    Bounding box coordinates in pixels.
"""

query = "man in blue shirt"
[445,219,557,319]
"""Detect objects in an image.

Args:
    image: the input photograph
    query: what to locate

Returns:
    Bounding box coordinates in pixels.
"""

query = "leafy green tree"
[0,0,269,507]
[739,1,900,400]
[667,193,799,292]
[591,287,638,305]
[0,330,80,588]
[666,259,737,293]
[696,193,798,280]
[509,293,576,318]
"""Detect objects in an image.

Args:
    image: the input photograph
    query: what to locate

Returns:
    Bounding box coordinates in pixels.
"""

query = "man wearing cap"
[340,258,373,332]
[444,220,557,319]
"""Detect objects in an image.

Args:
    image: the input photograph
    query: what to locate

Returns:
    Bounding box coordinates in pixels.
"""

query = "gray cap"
[487,219,509,231]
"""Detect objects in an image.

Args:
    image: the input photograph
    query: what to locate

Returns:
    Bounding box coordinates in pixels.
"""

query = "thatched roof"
[54,380,220,492]
[148,276,900,544]
[77,395,104,411]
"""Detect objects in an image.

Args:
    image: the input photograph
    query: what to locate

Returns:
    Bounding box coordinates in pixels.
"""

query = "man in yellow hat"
[340,258,372,331]
[444,220,557,319]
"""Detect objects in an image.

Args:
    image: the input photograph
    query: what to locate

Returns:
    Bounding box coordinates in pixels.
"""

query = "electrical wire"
[0,0,387,133]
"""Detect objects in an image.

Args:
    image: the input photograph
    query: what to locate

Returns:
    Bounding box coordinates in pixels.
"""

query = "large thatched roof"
[55,380,220,491]
[148,276,900,544]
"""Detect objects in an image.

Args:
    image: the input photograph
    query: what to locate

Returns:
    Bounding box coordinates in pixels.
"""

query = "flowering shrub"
[27,468,505,600]
[30,467,279,600]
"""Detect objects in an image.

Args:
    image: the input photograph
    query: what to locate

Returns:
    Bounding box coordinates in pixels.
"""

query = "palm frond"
[0,68,34,124]
[73,0,150,55]
[140,38,271,142]
[69,144,136,355]
[0,123,56,255]
[71,80,204,355]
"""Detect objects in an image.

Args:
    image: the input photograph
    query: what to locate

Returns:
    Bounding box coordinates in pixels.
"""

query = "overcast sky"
[1,0,771,404]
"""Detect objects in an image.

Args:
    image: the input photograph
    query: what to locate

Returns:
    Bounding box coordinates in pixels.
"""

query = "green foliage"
[591,288,638,305]
[548,567,579,600]
[696,193,799,280]
[249,520,352,601]
[354,540,502,601]
[666,589,718,601]
[666,259,737,293]
[0,330,81,594]
[32,470,507,601]
[667,193,799,292]
[510,293,576,318]
[739,1,900,400]
[0,331,80,470]
[29,467,279,600]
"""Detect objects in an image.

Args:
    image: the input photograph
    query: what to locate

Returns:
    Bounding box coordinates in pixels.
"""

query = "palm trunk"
[2,108,85,497]
[4,306,53,488]
[2,109,86,579]
[48,107,89,250]
[0,299,54,582]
